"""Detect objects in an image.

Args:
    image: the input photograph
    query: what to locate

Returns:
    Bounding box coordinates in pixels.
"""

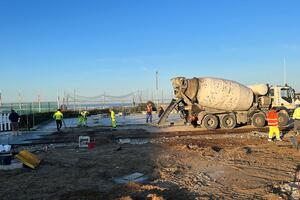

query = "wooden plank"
[15,150,41,169]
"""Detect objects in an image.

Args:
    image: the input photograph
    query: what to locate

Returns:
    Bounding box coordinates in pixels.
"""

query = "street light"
[156,71,159,106]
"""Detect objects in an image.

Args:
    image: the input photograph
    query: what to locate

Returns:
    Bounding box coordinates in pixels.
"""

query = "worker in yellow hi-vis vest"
[53,109,63,132]
[109,108,116,128]
[78,110,88,126]
[293,105,300,135]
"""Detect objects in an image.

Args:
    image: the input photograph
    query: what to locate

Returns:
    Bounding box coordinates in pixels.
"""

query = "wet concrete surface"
[0,114,180,145]
[0,130,54,145]
[40,113,180,130]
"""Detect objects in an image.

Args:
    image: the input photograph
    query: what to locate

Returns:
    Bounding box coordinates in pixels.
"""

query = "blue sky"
[0,0,300,102]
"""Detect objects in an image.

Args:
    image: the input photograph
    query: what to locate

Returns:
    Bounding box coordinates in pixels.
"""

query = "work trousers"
[111,119,116,128]
[56,120,62,131]
[269,126,280,139]
[11,122,19,132]
[78,116,87,126]
[146,113,152,123]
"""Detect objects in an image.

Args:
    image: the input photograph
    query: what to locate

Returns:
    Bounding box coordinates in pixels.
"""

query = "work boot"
[276,138,282,141]
[268,138,273,142]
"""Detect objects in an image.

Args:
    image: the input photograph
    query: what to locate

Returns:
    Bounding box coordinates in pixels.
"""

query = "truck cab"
[268,85,296,110]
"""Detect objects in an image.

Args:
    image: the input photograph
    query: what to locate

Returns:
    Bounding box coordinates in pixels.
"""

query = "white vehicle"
[158,77,297,130]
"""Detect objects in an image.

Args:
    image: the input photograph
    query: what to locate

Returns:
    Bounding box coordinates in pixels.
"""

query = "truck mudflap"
[157,98,183,125]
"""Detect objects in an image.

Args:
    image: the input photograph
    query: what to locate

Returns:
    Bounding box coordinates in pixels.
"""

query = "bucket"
[0,153,12,165]
[88,141,96,150]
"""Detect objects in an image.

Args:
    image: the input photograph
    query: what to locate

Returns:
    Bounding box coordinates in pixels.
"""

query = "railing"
[0,99,173,114]
[0,102,58,115]
[0,113,11,132]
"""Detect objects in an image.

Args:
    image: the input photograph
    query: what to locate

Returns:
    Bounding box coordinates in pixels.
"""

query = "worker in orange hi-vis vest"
[266,108,282,142]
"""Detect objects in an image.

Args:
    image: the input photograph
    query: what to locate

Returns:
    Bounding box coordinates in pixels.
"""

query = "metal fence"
[0,102,58,115]
[0,113,11,131]
[0,100,173,115]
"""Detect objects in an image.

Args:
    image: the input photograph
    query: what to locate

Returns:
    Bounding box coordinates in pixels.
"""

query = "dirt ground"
[0,126,300,200]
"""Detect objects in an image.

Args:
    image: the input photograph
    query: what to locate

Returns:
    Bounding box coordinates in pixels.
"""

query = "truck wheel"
[278,112,289,127]
[202,114,219,130]
[251,113,266,128]
[220,114,236,129]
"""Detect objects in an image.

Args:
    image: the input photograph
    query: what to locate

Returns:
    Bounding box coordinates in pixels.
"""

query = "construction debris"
[78,136,90,148]
[15,150,41,169]
[0,152,12,165]
[0,159,23,170]
[0,144,11,152]
[114,172,149,184]
[118,138,150,145]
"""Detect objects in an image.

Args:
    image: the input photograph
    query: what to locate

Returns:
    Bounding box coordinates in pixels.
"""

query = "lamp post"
[0,92,2,113]
[156,71,159,106]
[38,94,41,112]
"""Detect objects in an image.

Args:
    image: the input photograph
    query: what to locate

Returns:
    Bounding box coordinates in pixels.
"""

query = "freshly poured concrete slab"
[0,113,181,145]
[40,113,181,129]
[0,130,54,145]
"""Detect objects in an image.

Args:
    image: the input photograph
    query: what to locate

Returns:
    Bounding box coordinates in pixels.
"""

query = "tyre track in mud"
[113,126,270,139]
[16,125,290,148]
[157,138,300,199]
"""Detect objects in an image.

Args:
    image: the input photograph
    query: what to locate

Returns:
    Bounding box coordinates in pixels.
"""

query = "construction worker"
[146,103,153,123]
[109,108,116,128]
[53,109,63,132]
[78,110,88,126]
[8,110,21,136]
[266,108,282,141]
[189,113,198,128]
[292,104,300,135]
[158,106,164,118]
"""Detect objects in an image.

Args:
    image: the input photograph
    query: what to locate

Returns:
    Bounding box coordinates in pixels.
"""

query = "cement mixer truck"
[158,77,297,130]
